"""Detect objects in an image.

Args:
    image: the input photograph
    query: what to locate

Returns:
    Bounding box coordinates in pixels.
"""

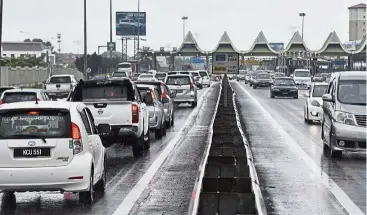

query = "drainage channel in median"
[197,80,257,215]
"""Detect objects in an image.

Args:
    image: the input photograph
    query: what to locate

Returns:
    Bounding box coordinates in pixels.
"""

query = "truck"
[68,78,150,157]
[45,75,77,100]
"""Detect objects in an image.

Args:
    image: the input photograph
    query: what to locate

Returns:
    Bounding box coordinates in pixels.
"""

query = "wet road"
[231,81,366,215]
[0,83,220,215]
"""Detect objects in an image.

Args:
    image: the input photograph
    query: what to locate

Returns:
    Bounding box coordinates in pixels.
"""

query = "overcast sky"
[3,0,362,55]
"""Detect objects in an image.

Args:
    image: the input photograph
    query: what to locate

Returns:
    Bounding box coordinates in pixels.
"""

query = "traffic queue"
[0,70,211,209]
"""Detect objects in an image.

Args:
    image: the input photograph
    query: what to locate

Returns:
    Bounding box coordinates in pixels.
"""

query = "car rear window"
[0,109,71,139]
[156,73,166,78]
[199,71,208,77]
[3,92,37,103]
[166,76,190,85]
[49,76,71,83]
[82,85,130,100]
[312,85,328,97]
[113,72,127,77]
[274,79,295,86]
[191,72,200,77]
[256,74,271,79]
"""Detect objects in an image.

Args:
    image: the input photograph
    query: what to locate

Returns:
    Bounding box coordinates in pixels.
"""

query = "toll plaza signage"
[212,53,239,74]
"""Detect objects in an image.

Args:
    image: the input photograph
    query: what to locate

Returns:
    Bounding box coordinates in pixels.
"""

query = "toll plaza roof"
[208,31,241,54]
[282,31,310,54]
[242,31,279,56]
[314,31,351,56]
[177,31,207,56]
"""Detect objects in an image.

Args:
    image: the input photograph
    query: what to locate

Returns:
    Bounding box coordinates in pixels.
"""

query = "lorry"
[45,75,77,100]
[68,78,150,157]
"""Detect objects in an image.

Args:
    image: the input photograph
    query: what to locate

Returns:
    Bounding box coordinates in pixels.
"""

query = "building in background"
[348,3,366,41]
[1,42,55,64]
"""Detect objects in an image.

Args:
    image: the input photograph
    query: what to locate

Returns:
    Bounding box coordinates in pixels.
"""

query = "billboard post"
[212,53,239,107]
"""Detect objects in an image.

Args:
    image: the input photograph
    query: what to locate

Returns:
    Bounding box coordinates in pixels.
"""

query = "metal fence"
[0,66,84,87]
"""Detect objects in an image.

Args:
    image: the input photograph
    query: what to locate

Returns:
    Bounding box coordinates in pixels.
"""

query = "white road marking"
[112,87,212,215]
[236,83,364,215]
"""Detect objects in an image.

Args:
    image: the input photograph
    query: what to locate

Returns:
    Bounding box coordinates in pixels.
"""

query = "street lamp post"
[0,0,3,59]
[84,0,88,79]
[109,0,112,60]
[299,13,306,40]
[182,16,188,40]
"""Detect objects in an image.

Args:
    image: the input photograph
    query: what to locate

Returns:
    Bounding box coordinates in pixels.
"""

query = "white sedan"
[303,82,328,123]
[0,101,109,209]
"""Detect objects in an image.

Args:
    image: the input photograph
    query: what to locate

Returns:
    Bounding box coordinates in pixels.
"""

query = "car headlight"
[310,100,321,107]
[334,111,357,126]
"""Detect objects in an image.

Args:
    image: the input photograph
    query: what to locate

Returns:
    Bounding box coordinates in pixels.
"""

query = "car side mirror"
[97,124,111,134]
[170,91,176,98]
[322,94,333,102]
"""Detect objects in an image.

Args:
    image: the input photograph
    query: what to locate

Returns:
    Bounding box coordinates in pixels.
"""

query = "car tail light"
[190,82,194,90]
[132,104,139,123]
[36,98,40,102]
[72,122,83,155]
[0,99,3,105]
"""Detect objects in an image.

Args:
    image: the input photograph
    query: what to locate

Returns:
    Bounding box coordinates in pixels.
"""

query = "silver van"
[322,71,366,158]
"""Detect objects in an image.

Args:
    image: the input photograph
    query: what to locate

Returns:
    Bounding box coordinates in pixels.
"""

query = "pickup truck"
[68,79,150,157]
[45,75,78,100]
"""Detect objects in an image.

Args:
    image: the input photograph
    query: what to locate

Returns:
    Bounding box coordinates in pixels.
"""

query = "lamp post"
[182,16,188,40]
[299,13,306,40]
[83,0,88,79]
[0,0,3,58]
[109,0,112,60]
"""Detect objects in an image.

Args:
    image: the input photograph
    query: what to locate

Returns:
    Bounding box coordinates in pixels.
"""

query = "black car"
[270,77,298,99]
[252,73,273,89]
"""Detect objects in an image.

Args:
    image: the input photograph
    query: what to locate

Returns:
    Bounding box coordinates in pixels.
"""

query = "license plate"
[282,92,289,95]
[175,90,184,93]
[14,148,51,158]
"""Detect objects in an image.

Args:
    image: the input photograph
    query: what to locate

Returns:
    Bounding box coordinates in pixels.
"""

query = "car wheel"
[1,192,16,210]
[144,131,151,150]
[294,95,298,99]
[162,120,167,136]
[329,132,342,158]
[249,83,252,87]
[79,169,94,204]
[270,93,275,98]
[155,123,164,139]
[132,135,144,157]
[192,101,197,107]
[171,113,175,126]
[304,107,310,124]
[253,85,257,89]
[95,156,106,194]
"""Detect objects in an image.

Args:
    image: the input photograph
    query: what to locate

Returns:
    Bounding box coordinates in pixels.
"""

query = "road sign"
[212,53,239,74]
[191,57,205,64]
[107,42,116,51]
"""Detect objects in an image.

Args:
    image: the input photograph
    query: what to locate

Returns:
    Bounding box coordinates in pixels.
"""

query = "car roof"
[3,88,45,93]
[0,101,82,111]
[167,74,191,77]
[139,73,154,76]
[274,77,293,80]
[312,82,328,86]
[134,81,162,85]
[50,74,75,78]
[136,84,155,89]
[338,71,366,80]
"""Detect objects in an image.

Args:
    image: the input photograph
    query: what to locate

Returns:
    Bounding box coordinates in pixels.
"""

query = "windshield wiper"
[9,134,47,143]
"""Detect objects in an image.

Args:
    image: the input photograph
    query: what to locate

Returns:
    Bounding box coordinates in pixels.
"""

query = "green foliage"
[74,53,123,75]
[0,55,47,67]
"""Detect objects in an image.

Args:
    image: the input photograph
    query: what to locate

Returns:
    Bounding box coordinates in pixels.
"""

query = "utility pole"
[0,0,3,59]
[182,16,188,41]
[83,0,88,79]
[299,13,306,40]
[109,0,112,60]
[137,0,140,73]
[57,33,62,53]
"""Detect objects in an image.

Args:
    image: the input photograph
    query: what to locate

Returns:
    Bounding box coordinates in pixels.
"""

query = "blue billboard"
[116,12,146,36]
[269,43,284,51]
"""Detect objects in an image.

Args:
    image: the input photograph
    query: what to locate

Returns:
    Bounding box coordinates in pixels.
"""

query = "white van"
[292,69,312,89]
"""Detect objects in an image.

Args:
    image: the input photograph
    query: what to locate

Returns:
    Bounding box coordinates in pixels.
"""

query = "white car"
[0,88,50,104]
[292,69,312,89]
[0,101,108,208]
[137,73,158,81]
[303,82,328,123]
[198,70,211,87]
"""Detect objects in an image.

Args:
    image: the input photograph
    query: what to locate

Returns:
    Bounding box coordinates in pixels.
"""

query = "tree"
[74,52,103,75]
[24,38,31,42]
[32,38,43,42]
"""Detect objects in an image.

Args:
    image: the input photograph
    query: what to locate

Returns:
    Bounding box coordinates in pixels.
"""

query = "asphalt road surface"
[231,81,366,215]
[0,83,220,215]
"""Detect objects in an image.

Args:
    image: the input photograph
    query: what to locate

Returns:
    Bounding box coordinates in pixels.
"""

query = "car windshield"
[191,72,200,77]
[275,73,284,77]
[139,74,153,79]
[199,71,208,77]
[49,76,71,83]
[180,72,190,75]
[166,76,190,85]
[274,79,295,86]
[312,85,328,97]
[294,71,310,77]
[113,72,127,77]
[3,92,37,103]
[156,73,166,79]
[256,74,271,79]
[82,85,129,100]
[0,109,71,139]
[338,80,366,105]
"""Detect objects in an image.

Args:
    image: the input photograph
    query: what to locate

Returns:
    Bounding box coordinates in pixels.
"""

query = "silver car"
[137,85,167,139]
[322,71,366,158]
[165,74,198,107]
